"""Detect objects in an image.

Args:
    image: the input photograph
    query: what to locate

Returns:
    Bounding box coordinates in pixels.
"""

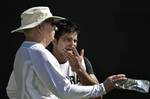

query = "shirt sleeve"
[6,71,16,99]
[29,49,106,99]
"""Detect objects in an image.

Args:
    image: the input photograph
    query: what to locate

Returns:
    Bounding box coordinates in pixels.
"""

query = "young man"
[6,6,127,99]
[50,19,99,85]
[49,19,101,99]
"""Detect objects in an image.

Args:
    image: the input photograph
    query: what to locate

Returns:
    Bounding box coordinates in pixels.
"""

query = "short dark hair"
[47,19,80,51]
[54,19,80,40]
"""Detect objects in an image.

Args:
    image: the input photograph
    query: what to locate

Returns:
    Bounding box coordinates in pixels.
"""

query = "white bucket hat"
[11,6,65,33]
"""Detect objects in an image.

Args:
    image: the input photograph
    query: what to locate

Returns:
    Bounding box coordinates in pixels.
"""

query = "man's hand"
[103,74,127,93]
[63,47,84,72]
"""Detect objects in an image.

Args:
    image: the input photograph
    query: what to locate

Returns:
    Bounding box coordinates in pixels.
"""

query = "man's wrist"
[101,83,106,95]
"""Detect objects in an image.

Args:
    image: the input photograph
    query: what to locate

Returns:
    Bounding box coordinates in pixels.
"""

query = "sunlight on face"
[57,32,78,54]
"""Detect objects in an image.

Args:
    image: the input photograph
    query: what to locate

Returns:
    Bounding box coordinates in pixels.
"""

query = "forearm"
[76,68,98,85]
[33,58,105,98]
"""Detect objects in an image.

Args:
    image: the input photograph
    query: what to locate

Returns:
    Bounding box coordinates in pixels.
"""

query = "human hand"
[103,74,127,93]
[63,47,84,71]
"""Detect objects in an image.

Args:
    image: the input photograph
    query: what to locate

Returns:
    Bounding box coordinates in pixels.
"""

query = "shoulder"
[83,56,94,74]
[83,56,92,65]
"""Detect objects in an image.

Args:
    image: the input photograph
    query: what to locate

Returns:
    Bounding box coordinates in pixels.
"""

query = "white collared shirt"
[6,41,106,99]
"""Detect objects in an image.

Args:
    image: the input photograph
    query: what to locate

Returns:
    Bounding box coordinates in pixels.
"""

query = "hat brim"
[11,16,65,33]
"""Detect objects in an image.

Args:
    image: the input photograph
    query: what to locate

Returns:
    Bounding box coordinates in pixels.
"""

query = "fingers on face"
[64,48,84,61]
[72,47,85,57]
[64,48,78,60]
[72,47,80,56]
[63,49,72,59]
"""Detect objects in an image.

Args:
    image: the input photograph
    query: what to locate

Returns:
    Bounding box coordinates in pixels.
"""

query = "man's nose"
[70,42,77,48]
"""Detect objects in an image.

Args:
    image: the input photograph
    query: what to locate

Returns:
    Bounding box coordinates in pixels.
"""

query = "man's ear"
[37,25,42,34]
